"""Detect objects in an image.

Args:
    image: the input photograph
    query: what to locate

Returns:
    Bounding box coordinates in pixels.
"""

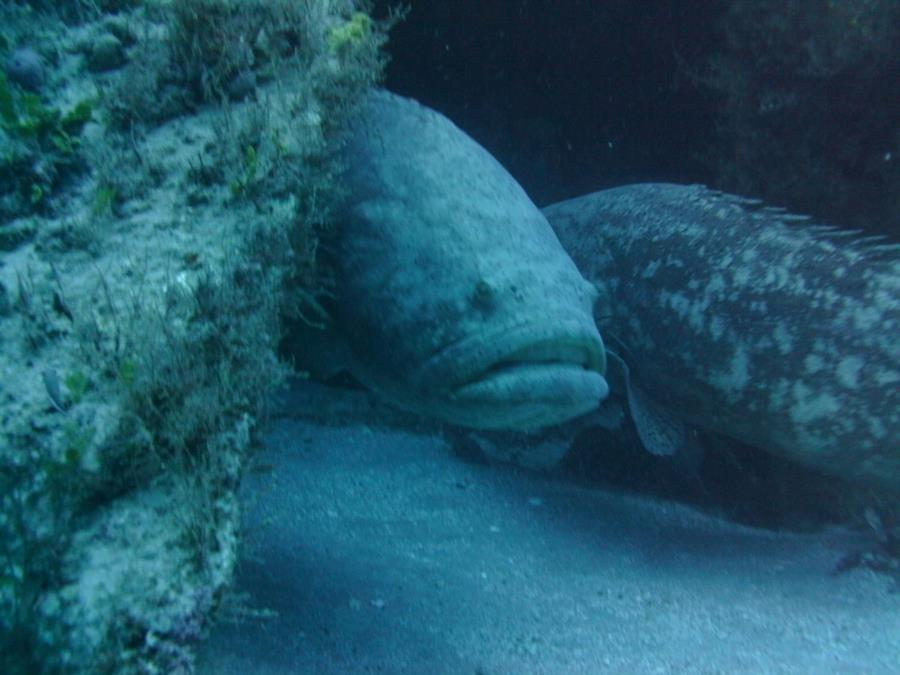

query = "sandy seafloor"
[198,380,900,674]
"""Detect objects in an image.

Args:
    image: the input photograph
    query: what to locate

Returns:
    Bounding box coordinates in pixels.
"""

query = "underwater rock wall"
[700,0,900,238]
[0,1,390,672]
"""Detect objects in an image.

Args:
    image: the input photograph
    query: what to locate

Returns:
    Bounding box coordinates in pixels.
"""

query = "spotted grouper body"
[544,183,900,487]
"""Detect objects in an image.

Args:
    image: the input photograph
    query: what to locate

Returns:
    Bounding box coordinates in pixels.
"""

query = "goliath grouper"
[296,91,609,430]
[544,183,900,488]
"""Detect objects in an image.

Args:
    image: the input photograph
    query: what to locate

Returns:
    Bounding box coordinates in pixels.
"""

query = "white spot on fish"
[732,266,751,287]
[642,260,661,278]
[790,381,840,425]
[707,274,727,295]
[812,287,840,311]
[709,316,725,341]
[794,425,839,453]
[772,323,793,354]
[836,355,865,389]
[660,290,689,319]
[812,338,829,353]
[874,289,895,312]
[804,354,826,375]
[662,276,734,340]
[762,265,790,289]
[875,369,899,386]
[628,316,642,335]
[769,378,791,410]
[709,343,750,400]
[868,416,886,439]
[851,305,881,331]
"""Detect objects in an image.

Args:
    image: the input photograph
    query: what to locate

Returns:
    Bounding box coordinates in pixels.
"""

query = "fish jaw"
[447,363,609,430]
[414,321,609,431]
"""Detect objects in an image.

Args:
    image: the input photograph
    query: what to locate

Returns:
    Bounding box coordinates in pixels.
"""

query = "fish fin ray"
[691,185,900,263]
[626,380,685,457]
[606,349,684,456]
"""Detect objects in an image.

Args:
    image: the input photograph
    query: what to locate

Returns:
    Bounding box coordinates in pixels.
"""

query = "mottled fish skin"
[544,183,900,488]
[322,91,608,430]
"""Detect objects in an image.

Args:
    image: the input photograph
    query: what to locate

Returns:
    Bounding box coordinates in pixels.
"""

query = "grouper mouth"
[417,321,609,431]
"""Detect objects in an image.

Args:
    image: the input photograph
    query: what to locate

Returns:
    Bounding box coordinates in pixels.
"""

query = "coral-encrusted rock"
[87,34,127,73]
[6,47,45,91]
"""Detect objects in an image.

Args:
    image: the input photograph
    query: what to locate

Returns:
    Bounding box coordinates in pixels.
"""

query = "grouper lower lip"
[417,322,609,430]
[450,362,610,430]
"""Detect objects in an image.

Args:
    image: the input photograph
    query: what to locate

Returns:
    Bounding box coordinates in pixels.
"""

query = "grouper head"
[322,91,608,430]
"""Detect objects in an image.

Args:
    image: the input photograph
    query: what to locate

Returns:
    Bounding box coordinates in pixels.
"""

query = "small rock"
[87,34,127,73]
[6,47,45,91]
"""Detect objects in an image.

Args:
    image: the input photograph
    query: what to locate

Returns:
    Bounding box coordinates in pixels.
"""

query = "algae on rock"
[0,0,393,672]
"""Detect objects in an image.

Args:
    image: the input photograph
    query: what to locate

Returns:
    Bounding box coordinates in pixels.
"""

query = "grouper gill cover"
[545,183,900,487]
[325,91,609,430]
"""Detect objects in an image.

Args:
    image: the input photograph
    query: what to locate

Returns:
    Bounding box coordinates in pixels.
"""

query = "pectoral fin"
[607,349,685,456]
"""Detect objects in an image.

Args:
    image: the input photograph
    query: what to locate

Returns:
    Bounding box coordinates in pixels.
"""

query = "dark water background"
[374,0,900,238]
